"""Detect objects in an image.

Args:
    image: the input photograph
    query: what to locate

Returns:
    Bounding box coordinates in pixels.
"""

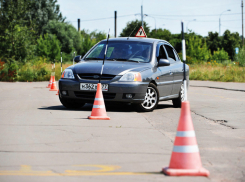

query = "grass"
[189,61,245,82]
[18,62,74,82]
[0,58,74,82]
[47,62,73,81]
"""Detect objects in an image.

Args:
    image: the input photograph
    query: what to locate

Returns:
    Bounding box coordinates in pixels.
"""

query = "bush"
[211,48,229,63]
[0,59,18,81]
[235,47,245,67]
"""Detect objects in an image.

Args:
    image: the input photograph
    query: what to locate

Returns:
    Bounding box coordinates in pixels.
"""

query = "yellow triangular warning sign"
[135,26,147,37]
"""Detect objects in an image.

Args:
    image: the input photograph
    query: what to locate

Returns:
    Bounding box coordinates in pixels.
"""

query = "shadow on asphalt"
[38,103,174,112]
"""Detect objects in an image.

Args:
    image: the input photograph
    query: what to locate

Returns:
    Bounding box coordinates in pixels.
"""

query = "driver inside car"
[110,45,129,59]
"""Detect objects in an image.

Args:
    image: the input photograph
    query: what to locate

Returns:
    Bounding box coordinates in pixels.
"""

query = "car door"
[163,44,183,96]
[156,43,173,98]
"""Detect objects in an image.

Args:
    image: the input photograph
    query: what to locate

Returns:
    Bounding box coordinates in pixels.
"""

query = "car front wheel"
[135,83,159,112]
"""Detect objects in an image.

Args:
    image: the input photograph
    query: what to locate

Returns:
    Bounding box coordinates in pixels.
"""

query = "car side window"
[173,49,180,61]
[164,45,176,62]
[158,45,167,60]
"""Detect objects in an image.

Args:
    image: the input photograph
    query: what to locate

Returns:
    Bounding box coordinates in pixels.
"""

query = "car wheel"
[59,95,85,109]
[172,83,184,108]
[135,83,159,112]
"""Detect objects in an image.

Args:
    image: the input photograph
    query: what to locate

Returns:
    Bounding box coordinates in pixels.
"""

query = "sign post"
[181,21,187,101]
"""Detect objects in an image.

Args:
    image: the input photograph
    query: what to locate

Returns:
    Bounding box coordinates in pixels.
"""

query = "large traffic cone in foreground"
[88,83,110,120]
[49,76,58,91]
[46,75,52,88]
[162,101,209,176]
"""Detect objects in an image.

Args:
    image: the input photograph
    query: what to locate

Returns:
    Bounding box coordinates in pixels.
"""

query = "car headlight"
[119,72,142,82]
[61,69,74,79]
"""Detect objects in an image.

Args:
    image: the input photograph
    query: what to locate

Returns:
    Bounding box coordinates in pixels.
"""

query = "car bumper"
[58,79,148,104]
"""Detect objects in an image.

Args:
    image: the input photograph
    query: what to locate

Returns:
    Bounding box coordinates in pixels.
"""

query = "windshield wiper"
[85,57,103,60]
[106,58,140,63]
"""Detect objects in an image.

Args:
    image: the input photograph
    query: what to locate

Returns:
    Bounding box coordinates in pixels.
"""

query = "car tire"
[172,83,184,108]
[59,95,85,109]
[135,83,159,112]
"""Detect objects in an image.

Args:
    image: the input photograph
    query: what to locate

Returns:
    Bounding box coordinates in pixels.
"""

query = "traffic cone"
[49,76,58,91]
[162,101,209,176]
[88,83,110,120]
[46,75,52,88]
[56,89,59,95]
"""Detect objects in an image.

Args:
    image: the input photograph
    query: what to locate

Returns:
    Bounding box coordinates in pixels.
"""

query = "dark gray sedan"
[59,37,189,112]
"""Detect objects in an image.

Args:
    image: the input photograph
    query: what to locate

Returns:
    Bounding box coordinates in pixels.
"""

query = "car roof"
[101,37,171,45]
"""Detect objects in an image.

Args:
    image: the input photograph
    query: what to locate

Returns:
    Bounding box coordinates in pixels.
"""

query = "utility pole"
[78,19,80,32]
[242,0,244,46]
[219,17,221,36]
[219,10,231,36]
[114,11,117,38]
[141,5,143,28]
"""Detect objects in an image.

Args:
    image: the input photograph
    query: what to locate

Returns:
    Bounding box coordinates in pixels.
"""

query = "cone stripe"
[174,137,197,146]
[93,105,105,108]
[173,145,199,153]
[176,131,195,137]
[95,98,103,100]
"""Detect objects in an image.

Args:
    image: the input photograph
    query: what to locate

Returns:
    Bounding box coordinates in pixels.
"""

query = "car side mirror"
[158,59,170,67]
[74,55,82,63]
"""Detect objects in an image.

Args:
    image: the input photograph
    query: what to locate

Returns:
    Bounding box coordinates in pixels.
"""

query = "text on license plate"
[80,83,108,91]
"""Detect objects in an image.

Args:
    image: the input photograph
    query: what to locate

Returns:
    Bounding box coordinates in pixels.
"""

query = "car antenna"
[99,29,110,83]
[127,25,138,40]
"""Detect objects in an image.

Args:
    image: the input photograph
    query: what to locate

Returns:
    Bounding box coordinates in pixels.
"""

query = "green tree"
[80,29,106,55]
[120,20,150,37]
[42,21,82,54]
[36,33,61,62]
[186,34,211,63]
[222,30,242,60]
[26,0,65,34]
[0,0,35,60]
[206,31,222,54]
[0,0,65,60]
[149,28,172,41]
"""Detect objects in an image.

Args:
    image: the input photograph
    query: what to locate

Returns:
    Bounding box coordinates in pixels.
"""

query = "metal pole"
[73,52,75,65]
[78,19,80,32]
[61,52,62,76]
[219,18,221,36]
[141,5,143,28]
[242,0,244,47]
[181,20,187,101]
[114,11,117,38]
[54,60,55,79]
[99,29,110,83]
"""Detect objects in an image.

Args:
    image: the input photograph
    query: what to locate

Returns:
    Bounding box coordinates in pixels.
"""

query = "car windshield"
[85,41,153,63]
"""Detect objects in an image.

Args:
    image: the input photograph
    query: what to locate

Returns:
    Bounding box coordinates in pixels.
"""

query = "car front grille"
[77,74,116,80]
[74,91,116,99]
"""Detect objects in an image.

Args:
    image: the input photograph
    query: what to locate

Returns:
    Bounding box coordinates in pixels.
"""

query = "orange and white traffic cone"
[49,76,58,91]
[56,89,59,95]
[162,101,209,176]
[46,75,52,88]
[88,83,110,120]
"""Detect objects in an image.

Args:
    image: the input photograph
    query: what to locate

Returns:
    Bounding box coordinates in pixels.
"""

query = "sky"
[57,0,243,37]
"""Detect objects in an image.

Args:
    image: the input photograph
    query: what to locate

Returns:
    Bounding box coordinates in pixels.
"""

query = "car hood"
[72,61,151,75]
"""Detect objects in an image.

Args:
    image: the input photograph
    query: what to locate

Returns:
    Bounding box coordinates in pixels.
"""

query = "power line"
[149,13,243,17]
[68,14,135,23]
[151,17,241,22]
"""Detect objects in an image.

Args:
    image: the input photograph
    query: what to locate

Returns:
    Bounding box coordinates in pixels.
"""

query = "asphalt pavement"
[0,80,244,182]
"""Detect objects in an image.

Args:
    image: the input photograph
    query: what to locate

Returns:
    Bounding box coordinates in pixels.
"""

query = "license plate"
[80,83,108,91]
